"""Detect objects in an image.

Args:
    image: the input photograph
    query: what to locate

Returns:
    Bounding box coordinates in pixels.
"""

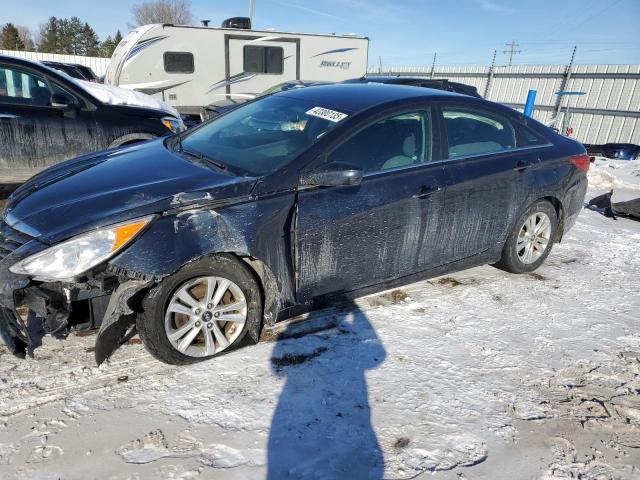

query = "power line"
[503,40,521,66]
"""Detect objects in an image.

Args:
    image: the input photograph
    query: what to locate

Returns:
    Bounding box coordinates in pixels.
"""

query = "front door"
[0,63,97,169]
[296,108,446,302]
[226,36,299,96]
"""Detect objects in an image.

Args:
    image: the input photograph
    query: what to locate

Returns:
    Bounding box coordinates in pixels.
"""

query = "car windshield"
[179,95,347,176]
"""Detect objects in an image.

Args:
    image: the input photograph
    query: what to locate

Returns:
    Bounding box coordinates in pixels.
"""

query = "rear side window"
[518,123,549,147]
[442,107,515,158]
[244,46,284,74]
[164,52,194,74]
[0,66,51,106]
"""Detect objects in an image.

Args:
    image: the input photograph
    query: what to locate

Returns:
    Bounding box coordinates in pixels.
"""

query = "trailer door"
[225,35,299,96]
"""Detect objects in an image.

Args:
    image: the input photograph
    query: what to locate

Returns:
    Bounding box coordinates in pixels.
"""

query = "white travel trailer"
[104,21,369,118]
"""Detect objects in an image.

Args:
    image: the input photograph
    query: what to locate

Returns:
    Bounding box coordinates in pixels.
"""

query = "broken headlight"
[10,216,154,281]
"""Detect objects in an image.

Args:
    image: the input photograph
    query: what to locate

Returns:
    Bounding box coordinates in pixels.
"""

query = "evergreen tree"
[101,30,123,57]
[79,23,101,56]
[38,17,60,53]
[1,23,26,50]
[101,35,115,57]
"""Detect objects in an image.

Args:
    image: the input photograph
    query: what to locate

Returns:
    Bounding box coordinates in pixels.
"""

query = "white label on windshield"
[305,106,348,123]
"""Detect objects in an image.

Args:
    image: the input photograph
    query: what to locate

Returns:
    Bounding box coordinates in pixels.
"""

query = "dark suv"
[0,55,184,172]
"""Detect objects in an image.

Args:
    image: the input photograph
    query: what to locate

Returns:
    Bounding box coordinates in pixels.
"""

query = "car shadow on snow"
[267,299,387,479]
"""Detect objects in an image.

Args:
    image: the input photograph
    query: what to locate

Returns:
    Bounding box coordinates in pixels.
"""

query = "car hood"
[3,139,258,245]
[75,80,181,117]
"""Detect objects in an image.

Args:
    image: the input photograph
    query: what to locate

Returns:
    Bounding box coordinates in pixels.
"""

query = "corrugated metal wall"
[0,50,111,77]
[370,64,640,145]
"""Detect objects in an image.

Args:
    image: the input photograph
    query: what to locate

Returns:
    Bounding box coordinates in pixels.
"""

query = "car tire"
[495,200,558,274]
[137,254,262,365]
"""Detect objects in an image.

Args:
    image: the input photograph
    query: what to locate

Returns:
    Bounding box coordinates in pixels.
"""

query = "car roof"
[275,83,461,113]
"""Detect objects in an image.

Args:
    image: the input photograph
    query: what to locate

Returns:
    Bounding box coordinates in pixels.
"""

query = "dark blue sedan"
[0,84,589,365]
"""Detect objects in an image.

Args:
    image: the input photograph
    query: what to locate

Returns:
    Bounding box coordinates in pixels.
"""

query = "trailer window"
[164,52,194,74]
[244,46,283,74]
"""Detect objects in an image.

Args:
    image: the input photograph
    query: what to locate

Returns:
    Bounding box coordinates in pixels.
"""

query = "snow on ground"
[1,159,639,479]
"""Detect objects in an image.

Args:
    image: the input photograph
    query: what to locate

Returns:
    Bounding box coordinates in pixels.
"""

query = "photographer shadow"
[267,299,386,479]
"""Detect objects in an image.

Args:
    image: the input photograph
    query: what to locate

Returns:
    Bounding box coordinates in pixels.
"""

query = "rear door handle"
[513,160,533,172]
[413,185,442,199]
[0,113,19,119]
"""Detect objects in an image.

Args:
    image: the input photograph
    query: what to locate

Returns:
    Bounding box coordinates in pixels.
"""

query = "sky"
[3,0,640,67]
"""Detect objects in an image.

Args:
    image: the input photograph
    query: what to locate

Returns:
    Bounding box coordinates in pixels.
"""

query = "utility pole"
[484,49,497,98]
[503,40,521,67]
[429,52,437,78]
[249,0,254,24]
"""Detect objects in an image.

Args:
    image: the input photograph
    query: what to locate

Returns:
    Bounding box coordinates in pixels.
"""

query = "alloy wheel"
[516,212,552,264]
[164,276,247,357]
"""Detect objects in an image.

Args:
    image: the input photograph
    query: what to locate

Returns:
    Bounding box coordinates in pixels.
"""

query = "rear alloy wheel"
[495,200,558,274]
[515,212,552,264]
[137,255,262,365]
[165,276,247,357]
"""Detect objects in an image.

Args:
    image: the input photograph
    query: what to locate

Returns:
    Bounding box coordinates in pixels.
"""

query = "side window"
[244,46,284,74]
[443,107,515,158]
[164,52,194,74]
[518,123,549,147]
[51,83,80,106]
[0,66,51,106]
[328,110,432,175]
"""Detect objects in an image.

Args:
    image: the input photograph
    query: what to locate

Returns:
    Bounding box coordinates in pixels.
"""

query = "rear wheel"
[137,255,262,365]
[495,200,557,274]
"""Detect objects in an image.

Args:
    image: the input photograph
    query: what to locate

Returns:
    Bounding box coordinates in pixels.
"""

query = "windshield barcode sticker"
[305,106,348,123]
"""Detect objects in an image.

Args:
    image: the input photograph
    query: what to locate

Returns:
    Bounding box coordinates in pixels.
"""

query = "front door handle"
[513,160,533,172]
[413,185,442,199]
[0,113,19,119]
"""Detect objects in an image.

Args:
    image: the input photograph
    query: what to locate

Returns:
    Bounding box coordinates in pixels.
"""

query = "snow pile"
[75,80,180,117]
[588,157,640,191]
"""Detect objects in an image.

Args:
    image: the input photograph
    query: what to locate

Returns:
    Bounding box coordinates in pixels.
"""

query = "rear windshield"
[180,95,349,176]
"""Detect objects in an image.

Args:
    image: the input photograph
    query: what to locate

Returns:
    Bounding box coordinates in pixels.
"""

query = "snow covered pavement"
[1,159,639,479]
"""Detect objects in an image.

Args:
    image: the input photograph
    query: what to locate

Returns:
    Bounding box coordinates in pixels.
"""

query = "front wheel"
[137,255,262,365]
[495,200,558,274]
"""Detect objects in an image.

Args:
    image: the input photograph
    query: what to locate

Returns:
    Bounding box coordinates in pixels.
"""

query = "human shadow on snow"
[267,299,387,479]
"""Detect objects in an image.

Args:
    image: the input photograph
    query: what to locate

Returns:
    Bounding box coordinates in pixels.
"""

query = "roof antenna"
[201,20,211,27]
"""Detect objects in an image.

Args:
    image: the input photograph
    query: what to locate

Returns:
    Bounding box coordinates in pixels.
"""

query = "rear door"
[437,102,539,260]
[0,63,98,169]
[296,107,447,301]
[225,35,299,96]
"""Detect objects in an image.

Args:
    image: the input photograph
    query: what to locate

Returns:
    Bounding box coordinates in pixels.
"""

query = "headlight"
[10,216,154,281]
[162,116,186,133]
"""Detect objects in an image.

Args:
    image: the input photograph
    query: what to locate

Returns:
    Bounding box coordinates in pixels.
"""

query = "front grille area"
[0,219,33,260]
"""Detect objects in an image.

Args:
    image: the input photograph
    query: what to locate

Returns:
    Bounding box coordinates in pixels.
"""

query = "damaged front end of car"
[0,215,158,364]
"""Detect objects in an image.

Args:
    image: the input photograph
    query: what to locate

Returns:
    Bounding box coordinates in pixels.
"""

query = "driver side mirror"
[300,162,363,188]
[51,92,75,110]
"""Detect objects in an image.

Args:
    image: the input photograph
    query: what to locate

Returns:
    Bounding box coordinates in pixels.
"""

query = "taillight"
[571,154,591,173]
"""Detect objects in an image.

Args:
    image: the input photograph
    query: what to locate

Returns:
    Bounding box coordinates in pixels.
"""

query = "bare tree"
[16,25,36,51]
[131,0,194,26]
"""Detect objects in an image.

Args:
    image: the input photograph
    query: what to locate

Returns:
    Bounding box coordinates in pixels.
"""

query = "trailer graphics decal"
[305,106,348,122]
[314,47,357,70]
[312,47,359,57]
[125,35,168,63]
[320,60,352,70]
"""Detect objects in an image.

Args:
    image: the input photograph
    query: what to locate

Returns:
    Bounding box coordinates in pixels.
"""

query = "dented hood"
[4,138,258,244]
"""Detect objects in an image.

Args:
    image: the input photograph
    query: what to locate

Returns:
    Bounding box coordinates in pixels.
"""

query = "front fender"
[109,194,297,321]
